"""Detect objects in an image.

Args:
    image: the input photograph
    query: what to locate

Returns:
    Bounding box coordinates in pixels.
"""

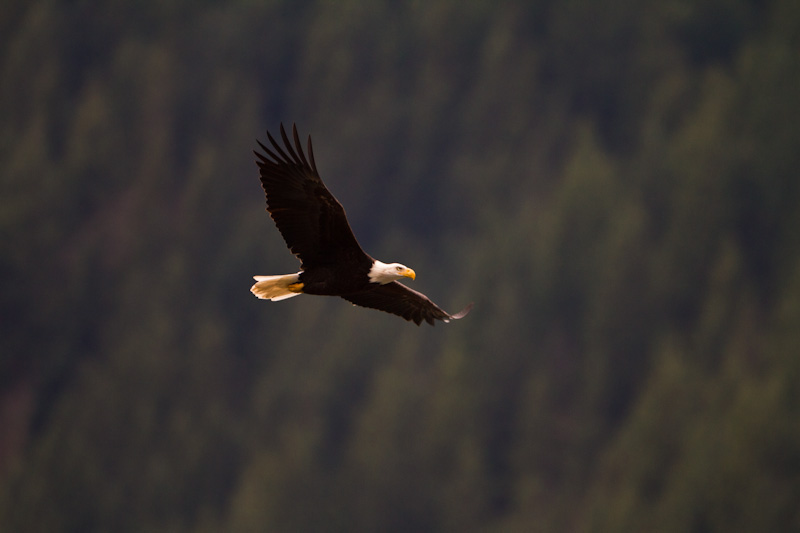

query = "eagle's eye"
[396,266,403,271]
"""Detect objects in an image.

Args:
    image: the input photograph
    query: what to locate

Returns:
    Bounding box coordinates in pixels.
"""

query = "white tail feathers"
[250,273,302,301]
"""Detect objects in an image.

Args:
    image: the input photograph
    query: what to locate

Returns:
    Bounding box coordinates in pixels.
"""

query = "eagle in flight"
[250,124,472,325]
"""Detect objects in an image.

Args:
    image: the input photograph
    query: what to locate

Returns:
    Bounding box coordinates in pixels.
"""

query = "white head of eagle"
[368,260,416,285]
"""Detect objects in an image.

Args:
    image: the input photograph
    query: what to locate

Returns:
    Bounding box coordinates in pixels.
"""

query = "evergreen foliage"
[2,0,799,530]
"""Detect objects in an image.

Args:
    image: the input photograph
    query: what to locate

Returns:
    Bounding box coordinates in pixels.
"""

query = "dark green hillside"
[2,0,799,531]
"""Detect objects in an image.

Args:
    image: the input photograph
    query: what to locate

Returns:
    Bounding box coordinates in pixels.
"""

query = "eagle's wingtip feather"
[449,302,474,321]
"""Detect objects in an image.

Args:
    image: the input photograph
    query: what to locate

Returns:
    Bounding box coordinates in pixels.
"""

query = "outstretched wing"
[254,123,367,267]
[341,282,474,326]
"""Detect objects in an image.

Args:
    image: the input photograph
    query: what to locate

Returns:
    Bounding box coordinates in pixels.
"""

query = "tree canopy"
[2,0,799,531]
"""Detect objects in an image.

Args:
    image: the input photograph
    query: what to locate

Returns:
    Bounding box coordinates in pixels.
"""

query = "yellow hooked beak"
[403,268,416,280]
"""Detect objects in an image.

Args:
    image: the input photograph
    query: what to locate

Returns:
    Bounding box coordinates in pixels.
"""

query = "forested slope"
[2,0,799,531]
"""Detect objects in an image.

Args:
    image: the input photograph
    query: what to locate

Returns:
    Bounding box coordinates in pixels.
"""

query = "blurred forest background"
[2,0,800,531]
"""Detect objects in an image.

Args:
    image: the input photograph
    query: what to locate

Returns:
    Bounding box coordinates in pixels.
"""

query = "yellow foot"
[287,282,304,293]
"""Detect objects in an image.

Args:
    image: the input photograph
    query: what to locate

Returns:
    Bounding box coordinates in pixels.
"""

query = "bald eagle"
[250,124,473,325]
